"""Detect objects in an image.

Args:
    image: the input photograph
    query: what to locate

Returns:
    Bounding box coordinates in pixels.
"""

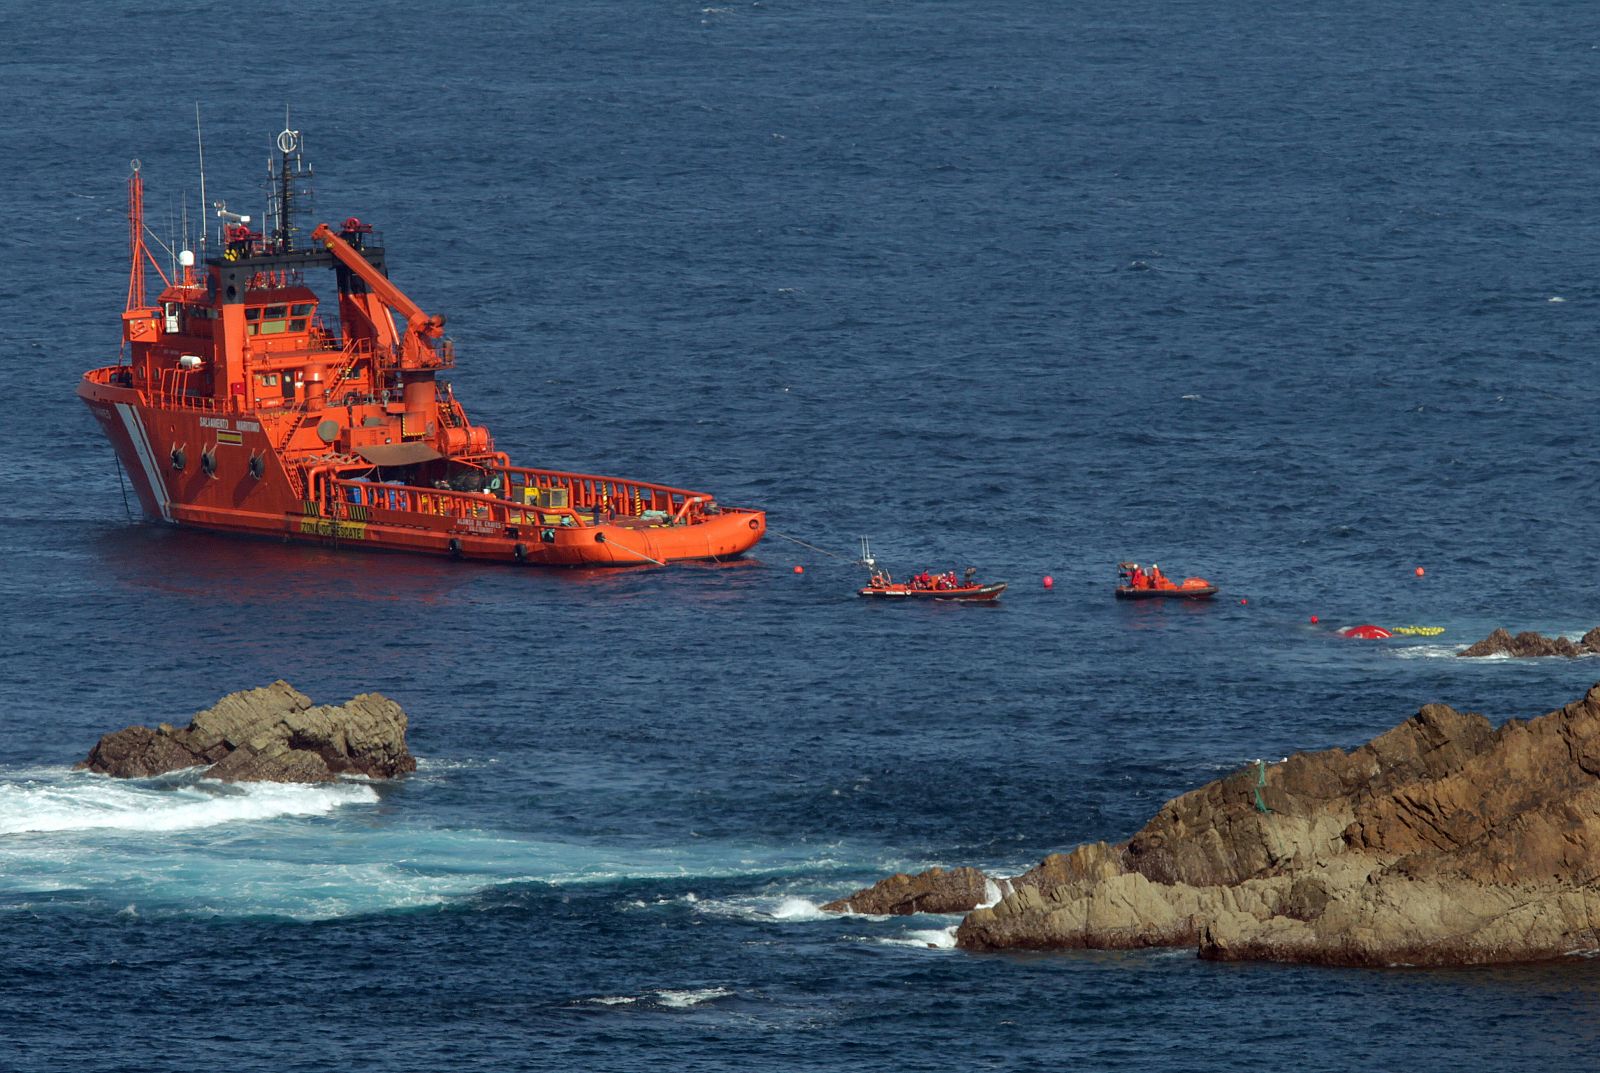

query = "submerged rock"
[77,681,416,782]
[1458,626,1600,658]
[835,685,1600,967]
[821,866,993,915]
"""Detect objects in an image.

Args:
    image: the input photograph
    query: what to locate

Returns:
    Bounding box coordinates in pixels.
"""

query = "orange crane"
[310,221,448,369]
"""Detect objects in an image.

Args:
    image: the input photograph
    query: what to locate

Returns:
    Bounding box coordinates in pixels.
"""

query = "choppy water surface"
[5,1,1600,1069]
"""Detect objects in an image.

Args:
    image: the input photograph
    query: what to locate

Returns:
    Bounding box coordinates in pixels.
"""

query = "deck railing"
[328,466,716,532]
[84,365,238,414]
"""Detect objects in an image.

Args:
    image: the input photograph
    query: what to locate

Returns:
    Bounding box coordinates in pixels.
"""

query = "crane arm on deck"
[310,222,446,340]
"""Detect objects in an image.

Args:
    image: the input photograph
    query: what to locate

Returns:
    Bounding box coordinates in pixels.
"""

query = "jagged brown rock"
[1458,627,1600,658]
[77,681,416,782]
[821,867,992,915]
[837,685,1600,967]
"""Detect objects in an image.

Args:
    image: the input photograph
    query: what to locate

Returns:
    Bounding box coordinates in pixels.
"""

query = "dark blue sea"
[5,1,1600,1068]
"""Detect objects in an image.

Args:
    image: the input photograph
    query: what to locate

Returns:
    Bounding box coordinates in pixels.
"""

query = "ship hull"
[858,581,1006,601]
[78,380,764,566]
[1114,585,1217,600]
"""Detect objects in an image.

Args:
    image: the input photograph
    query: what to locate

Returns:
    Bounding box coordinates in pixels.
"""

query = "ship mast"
[126,159,145,311]
[125,159,170,312]
[265,121,313,254]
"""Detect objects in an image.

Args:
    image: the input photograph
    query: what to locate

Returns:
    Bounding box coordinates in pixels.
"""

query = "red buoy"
[1415,566,1425,577]
[1310,615,1319,624]
[1042,575,1054,589]
[793,565,804,574]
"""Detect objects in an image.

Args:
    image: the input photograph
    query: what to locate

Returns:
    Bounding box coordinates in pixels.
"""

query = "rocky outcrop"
[1458,627,1600,658]
[78,681,416,782]
[821,867,993,915]
[833,685,1600,967]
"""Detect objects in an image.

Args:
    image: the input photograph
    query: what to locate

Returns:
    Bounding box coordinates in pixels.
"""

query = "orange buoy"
[793,565,804,574]
[1415,566,1425,577]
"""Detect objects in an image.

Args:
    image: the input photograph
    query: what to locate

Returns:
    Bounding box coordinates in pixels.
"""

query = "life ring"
[747,518,760,530]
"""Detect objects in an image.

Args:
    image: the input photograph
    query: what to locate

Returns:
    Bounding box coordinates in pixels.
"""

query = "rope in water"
[112,447,132,521]
[768,531,858,562]
[607,540,666,567]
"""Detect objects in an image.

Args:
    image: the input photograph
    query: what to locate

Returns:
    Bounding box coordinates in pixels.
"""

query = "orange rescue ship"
[79,130,765,566]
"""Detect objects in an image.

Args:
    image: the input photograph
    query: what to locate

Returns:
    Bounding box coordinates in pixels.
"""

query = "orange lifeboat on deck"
[78,130,764,567]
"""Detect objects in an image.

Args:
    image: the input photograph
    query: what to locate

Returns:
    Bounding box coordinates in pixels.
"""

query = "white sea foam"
[584,987,732,1009]
[769,895,828,920]
[0,775,376,835]
[413,756,499,773]
[656,987,732,1008]
[0,768,882,922]
[691,892,832,922]
[879,925,958,949]
[1391,644,1465,660]
[1393,636,1598,661]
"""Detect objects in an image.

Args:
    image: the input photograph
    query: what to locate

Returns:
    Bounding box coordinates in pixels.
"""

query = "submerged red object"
[1341,625,1394,639]
[1114,561,1216,600]
[79,131,765,567]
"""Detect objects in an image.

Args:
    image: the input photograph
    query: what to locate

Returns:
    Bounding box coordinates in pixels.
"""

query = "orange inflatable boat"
[1114,561,1217,600]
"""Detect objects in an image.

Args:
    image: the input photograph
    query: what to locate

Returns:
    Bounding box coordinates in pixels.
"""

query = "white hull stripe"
[114,402,173,522]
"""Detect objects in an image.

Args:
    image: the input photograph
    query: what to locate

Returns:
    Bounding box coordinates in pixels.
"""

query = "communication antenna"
[194,102,208,255]
[265,108,312,253]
